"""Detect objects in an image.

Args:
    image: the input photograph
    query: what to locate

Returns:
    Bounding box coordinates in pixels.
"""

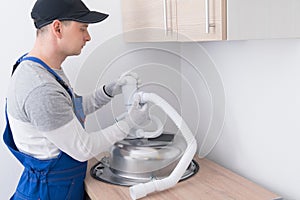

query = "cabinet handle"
[205,0,216,34]
[205,0,210,33]
[163,0,168,35]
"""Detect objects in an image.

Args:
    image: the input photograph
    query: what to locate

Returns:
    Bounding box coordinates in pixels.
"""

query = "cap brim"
[75,11,109,24]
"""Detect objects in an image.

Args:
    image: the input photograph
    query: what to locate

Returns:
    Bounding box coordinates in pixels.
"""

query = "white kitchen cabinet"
[121,0,300,42]
[121,0,226,42]
[122,0,178,42]
[177,0,226,41]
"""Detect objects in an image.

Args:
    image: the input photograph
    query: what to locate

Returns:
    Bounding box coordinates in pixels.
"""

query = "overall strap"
[12,54,73,98]
[12,53,28,76]
[21,56,73,98]
[12,54,86,127]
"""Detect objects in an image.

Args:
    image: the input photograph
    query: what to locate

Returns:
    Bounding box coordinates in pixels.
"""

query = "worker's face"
[59,21,91,56]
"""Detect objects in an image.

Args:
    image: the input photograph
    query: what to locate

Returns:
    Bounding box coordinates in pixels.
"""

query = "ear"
[51,20,63,39]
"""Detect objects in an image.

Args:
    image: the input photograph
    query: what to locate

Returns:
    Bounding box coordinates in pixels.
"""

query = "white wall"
[1,1,299,200]
[183,39,300,199]
[0,1,35,198]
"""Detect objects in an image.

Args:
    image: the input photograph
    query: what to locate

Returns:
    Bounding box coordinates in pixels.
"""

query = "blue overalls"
[3,55,87,200]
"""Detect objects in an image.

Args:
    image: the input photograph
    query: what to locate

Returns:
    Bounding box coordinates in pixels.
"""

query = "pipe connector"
[122,76,138,111]
[130,184,148,200]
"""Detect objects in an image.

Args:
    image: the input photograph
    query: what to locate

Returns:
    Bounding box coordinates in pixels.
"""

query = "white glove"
[124,93,150,129]
[104,72,140,97]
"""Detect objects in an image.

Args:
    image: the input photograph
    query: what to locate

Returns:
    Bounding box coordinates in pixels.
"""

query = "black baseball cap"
[31,0,109,29]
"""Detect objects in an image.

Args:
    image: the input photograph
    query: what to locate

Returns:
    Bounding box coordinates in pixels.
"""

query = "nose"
[85,31,91,42]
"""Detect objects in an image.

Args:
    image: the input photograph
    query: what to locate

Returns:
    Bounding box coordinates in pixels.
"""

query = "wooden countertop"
[85,157,281,200]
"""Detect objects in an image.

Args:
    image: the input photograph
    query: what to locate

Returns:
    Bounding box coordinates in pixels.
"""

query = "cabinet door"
[227,0,300,40]
[177,0,227,41]
[121,0,177,42]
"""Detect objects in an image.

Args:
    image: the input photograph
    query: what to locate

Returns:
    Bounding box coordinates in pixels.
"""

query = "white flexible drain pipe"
[119,76,164,139]
[129,92,197,200]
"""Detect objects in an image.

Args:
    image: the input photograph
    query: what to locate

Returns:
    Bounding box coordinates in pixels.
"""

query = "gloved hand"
[124,93,150,129]
[104,72,140,97]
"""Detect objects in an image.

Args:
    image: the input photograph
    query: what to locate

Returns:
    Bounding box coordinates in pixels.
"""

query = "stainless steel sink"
[90,133,199,186]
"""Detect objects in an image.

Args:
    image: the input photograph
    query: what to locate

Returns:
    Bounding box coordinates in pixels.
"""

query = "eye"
[80,25,89,32]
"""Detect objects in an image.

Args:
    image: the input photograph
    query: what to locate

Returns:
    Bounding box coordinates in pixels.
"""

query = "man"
[3,0,149,199]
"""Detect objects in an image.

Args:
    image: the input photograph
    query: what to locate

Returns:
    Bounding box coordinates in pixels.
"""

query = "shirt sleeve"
[81,86,112,116]
[24,83,74,132]
[41,113,131,162]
